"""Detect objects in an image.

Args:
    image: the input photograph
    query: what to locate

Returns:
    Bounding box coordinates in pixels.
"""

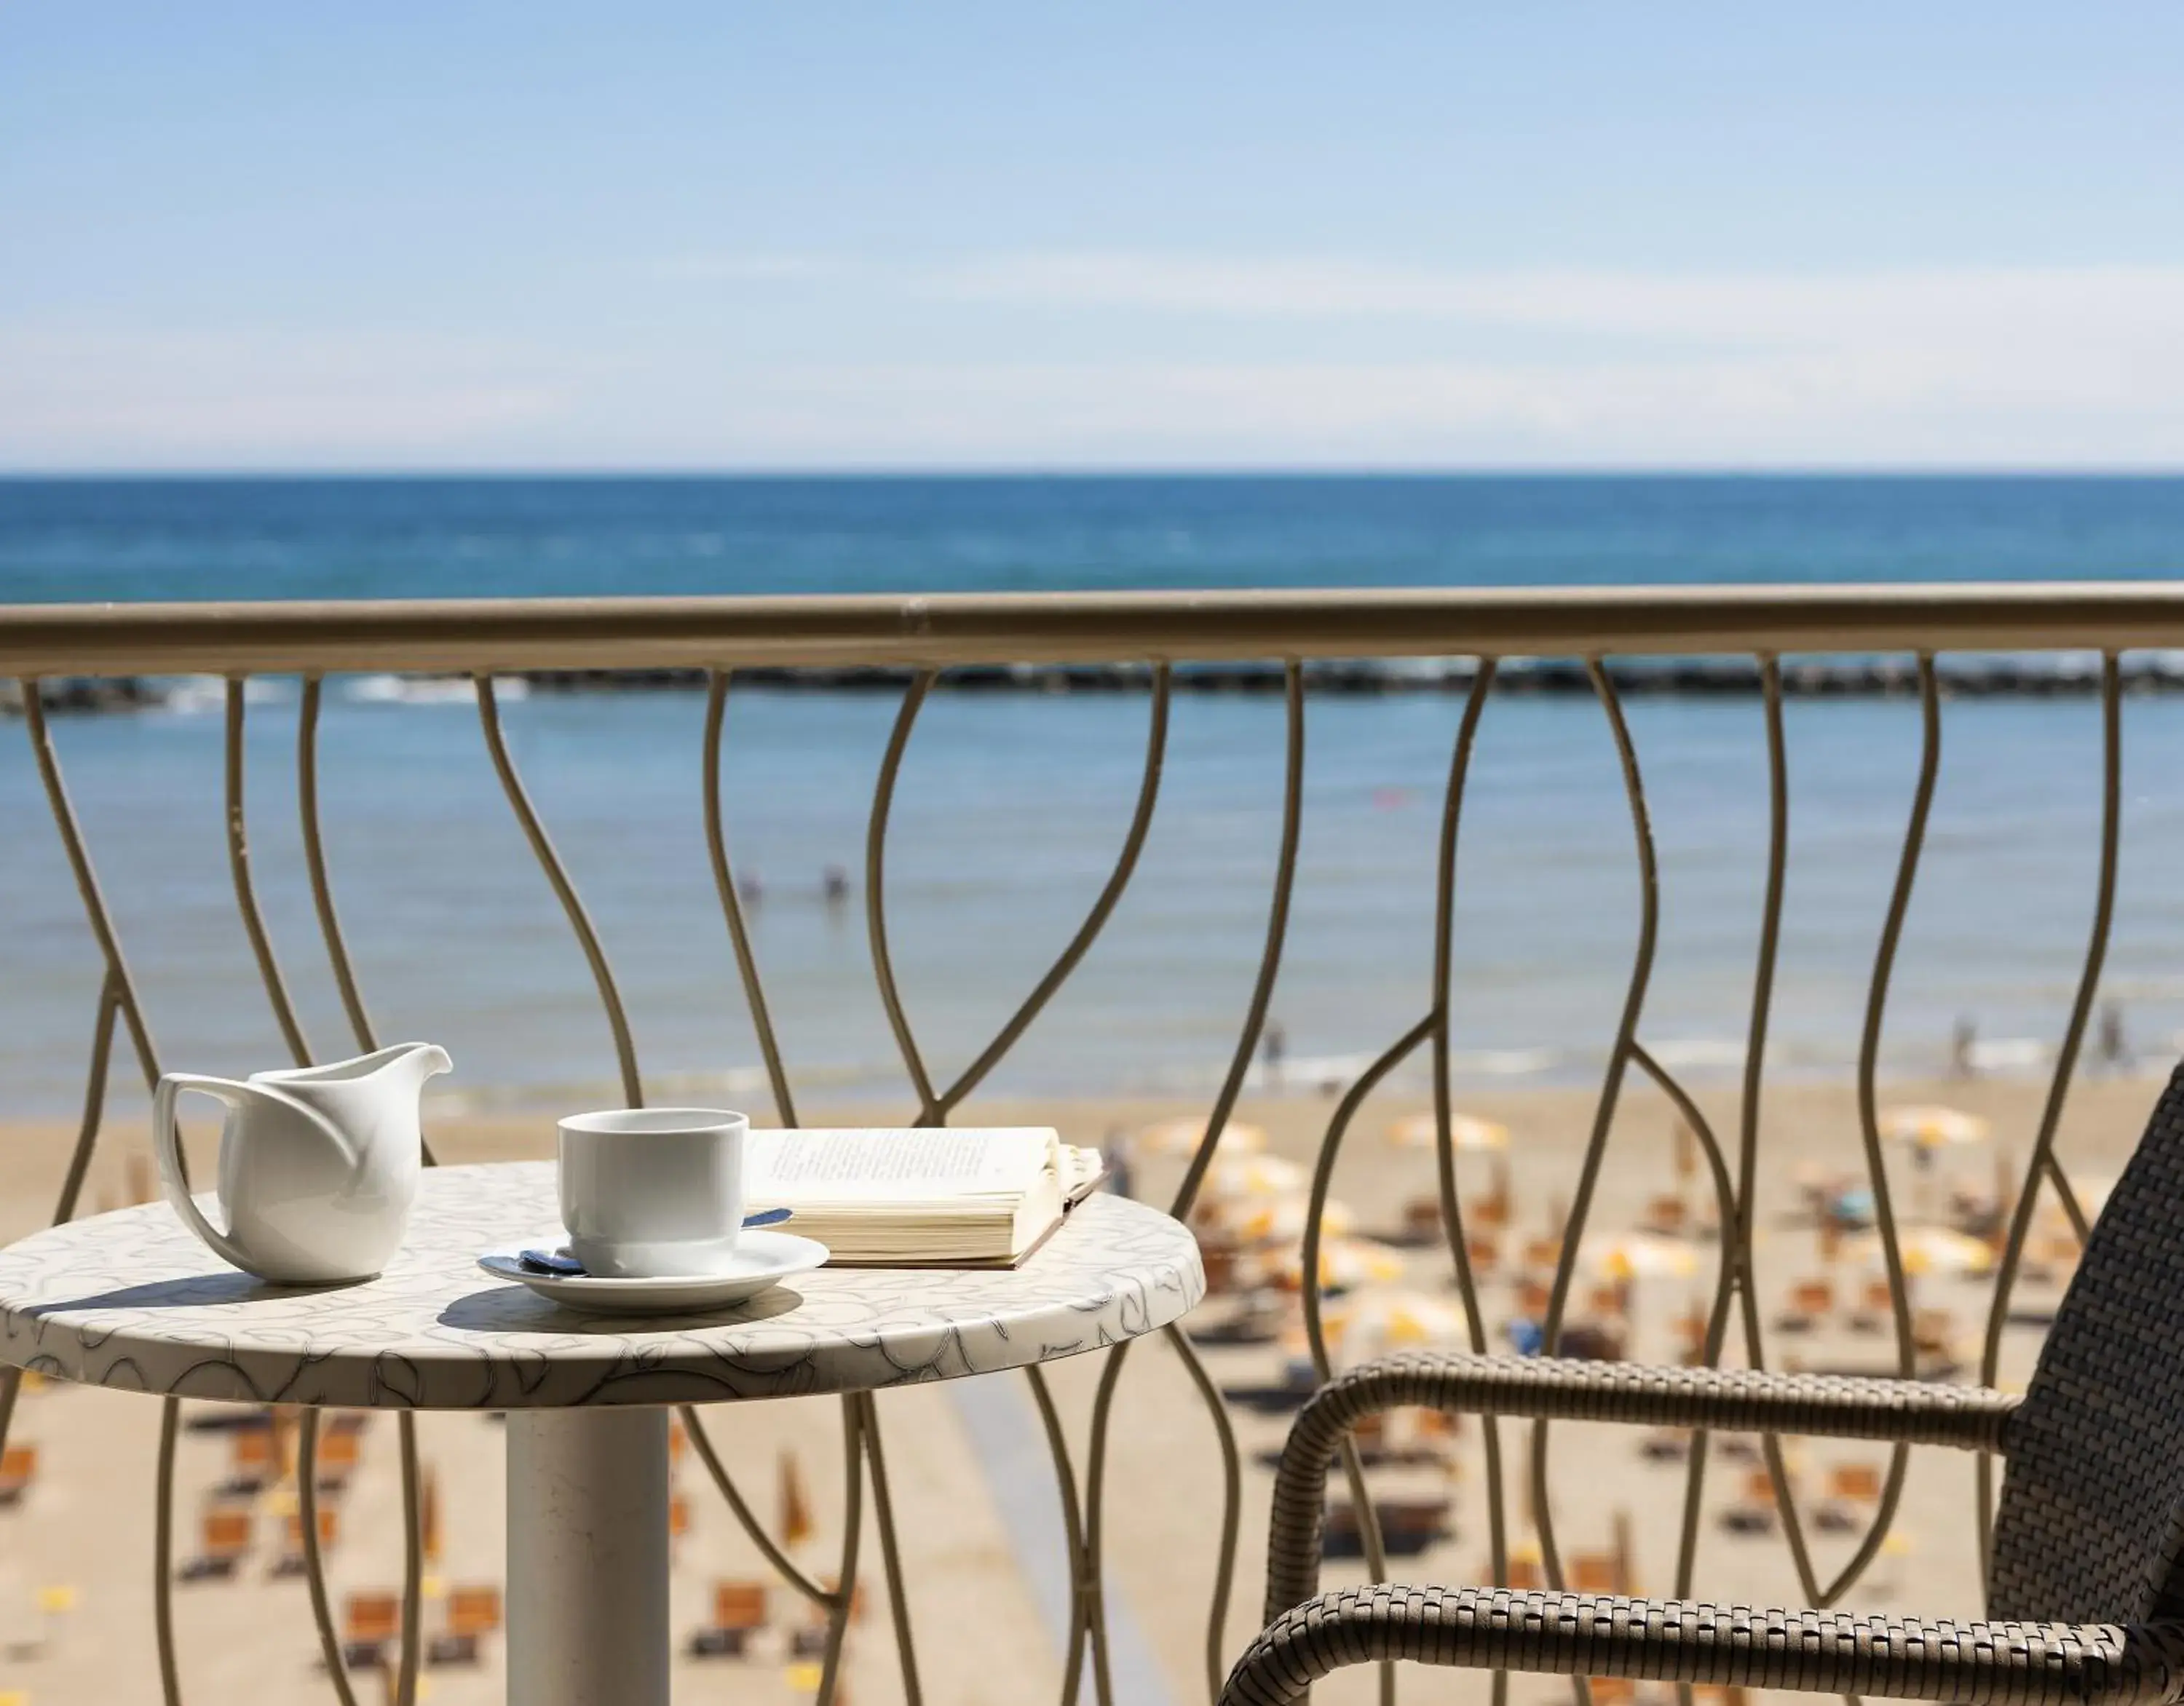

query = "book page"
[746,1127,1056,1202]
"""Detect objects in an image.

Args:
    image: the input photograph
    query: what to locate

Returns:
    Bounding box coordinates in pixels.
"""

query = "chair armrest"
[1219,1586,2184,1706]
[1266,1353,2016,1619]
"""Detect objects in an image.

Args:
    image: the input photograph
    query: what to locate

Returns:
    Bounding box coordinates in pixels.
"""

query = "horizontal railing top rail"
[6,582,2184,674]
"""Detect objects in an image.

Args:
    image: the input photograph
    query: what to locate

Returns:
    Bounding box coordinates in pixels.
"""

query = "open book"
[743,1127,1106,1267]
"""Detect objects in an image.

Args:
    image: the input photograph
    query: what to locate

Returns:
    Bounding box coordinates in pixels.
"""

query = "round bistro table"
[0,1162,1205,1706]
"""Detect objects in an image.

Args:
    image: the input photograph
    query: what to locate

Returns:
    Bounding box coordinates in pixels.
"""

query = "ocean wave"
[156,675,292,715]
[1643,1038,1752,1071]
[1966,1036,2050,1071]
[1451,1047,1563,1078]
[347,674,529,706]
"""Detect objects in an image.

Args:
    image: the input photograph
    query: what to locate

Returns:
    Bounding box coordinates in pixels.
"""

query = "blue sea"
[5,475,2184,1119]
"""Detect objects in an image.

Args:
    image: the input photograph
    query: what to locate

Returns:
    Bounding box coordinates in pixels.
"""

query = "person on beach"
[1262,1021,1286,1090]
[1100,1127,1133,1199]
[1951,1015,1977,1079]
[823,865,850,907]
[2098,1000,2129,1073]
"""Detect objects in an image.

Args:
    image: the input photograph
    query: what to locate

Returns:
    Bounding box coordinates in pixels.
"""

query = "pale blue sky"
[4,6,2182,470]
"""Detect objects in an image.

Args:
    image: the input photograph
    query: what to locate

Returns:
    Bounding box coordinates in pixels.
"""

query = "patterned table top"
[0,1163,1204,1410]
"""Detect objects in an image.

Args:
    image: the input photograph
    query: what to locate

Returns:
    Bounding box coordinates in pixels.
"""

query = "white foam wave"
[1451,1047,1561,1078]
[1644,1038,1751,1070]
[347,674,529,706]
[1966,1036,2049,1071]
[157,675,291,714]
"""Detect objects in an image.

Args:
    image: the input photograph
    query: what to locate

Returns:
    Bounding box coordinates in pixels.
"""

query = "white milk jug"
[154,1042,452,1283]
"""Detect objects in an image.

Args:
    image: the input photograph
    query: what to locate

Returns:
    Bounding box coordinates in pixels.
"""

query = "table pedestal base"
[506,1408,669,1706]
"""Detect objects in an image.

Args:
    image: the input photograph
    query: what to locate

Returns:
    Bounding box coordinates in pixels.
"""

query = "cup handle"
[153,1074,257,1273]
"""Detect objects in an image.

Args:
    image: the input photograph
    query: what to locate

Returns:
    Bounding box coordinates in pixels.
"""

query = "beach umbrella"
[1137,1117,1269,1159]
[1387,1112,1509,1153]
[779,1450,812,1549]
[1226,1196,1358,1245]
[1192,1154,1308,1203]
[1584,1234,1699,1281]
[1323,1289,1470,1352]
[1270,1237,1409,1293]
[1847,1226,1994,1277]
[423,1467,442,1565]
[1878,1106,1990,1148]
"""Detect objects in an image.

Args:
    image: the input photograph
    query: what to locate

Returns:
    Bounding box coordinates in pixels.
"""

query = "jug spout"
[380,1042,454,1100]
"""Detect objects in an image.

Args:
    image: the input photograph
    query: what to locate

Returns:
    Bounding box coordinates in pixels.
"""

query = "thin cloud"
[11,258,2184,468]
[930,253,2184,349]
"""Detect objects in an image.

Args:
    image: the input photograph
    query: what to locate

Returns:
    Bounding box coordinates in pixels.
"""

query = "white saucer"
[476,1230,828,1316]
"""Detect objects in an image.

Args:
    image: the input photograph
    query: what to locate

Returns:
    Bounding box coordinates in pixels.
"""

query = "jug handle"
[153,1074,262,1273]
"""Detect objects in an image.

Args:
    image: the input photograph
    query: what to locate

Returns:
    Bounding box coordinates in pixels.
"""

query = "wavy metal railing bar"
[1285,659,1516,1706]
[1302,1012,1439,1706]
[1975,651,2124,1568]
[841,678,982,1706]
[223,681,317,1073]
[20,686,166,1111]
[695,672,879,1706]
[1660,655,1835,1624]
[860,667,1181,1706]
[225,681,316,1065]
[842,675,972,1706]
[1024,1365,1094,1706]
[232,678,430,1705]
[703,671,799,1126]
[869,657,1171,1127]
[1633,1041,1760,1706]
[475,673,644,1108]
[1671,654,1789,1706]
[866,671,943,1119]
[297,672,437,1698]
[21,688,188,1706]
[1083,662,1305,1706]
[23,583,2184,675]
[681,1408,830,1604]
[153,1398,184,1706]
[930,664,1171,1118]
[1424,662,1513,1706]
[395,1398,426,1706]
[1803,654,1945,1610]
[853,1390,923,1706]
[1658,655,1939,1630]
[1669,654,1939,1626]
[1164,1320,1245,1703]
[1669,651,1931,1624]
[1530,662,1661,1657]
[296,1414,365,1706]
[1168,663,1307,1226]
[0,972,122,1483]
[53,973,123,1229]
[298,679,389,1062]
[1626,1047,1745,1308]
[816,1397,867,1705]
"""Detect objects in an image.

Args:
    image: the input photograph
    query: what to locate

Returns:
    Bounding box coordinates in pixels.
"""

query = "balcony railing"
[0,583,2161,1706]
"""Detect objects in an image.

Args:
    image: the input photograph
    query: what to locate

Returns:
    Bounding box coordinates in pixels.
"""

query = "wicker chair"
[1220,1068,2184,1705]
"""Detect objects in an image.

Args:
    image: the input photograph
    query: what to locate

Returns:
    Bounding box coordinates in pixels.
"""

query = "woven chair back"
[1990,1062,2184,1622]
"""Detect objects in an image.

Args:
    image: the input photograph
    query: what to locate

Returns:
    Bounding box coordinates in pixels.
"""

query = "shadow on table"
[26,1272,356,1315]
[436,1284,808,1334]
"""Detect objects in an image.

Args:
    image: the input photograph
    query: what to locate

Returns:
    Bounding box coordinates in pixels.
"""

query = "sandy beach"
[0,1067,2159,1706]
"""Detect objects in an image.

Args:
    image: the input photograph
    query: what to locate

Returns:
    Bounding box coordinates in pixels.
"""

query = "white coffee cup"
[558,1108,748,1279]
